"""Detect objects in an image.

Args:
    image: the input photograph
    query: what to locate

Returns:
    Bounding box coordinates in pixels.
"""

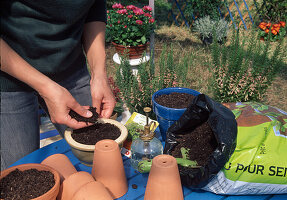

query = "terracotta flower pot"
[112,41,148,59]
[72,181,113,200]
[41,154,77,183]
[144,155,184,200]
[92,139,128,199]
[59,171,95,200]
[0,163,60,200]
[64,118,128,166]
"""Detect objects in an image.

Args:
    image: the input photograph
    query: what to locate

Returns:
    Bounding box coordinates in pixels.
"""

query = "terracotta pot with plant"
[106,3,155,59]
[0,163,60,200]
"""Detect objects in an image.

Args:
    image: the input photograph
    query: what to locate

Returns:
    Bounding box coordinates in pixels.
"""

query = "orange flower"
[265,29,269,33]
[272,30,278,35]
[259,24,266,30]
[260,22,267,26]
[279,21,286,27]
[272,24,280,28]
[266,23,272,27]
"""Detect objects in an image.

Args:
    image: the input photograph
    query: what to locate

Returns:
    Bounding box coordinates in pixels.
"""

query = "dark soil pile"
[171,121,217,166]
[72,123,121,145]
[0,169,55,200]
[155,92,195,109]
[69,107,99,124]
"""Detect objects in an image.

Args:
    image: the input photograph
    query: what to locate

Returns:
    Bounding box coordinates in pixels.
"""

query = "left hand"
[90,74,116,118]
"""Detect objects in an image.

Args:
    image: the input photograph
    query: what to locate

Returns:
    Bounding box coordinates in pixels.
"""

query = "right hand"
[40,83,93,129]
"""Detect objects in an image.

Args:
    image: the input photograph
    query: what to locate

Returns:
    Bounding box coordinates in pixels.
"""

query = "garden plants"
[106,3,155,58]
[193,16,228,45]
[115,45,192,115]
[257,0,287,23]
[184,0,223,22]
[210,29,287,103]
[258,21,286,41]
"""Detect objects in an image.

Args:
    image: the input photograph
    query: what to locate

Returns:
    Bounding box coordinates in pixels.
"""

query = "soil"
[171,121,217,166]
[132,184,138,189]
[155,92,195,109]
[0,168,55,200]
[69,107,99,124]
[72,122,121,145]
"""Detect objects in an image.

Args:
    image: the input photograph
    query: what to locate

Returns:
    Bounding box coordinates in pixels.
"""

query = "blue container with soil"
[152,87,200,141]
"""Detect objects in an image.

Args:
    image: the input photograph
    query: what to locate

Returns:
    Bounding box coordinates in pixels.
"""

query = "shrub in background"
[115,46,191,115]
[184,0,223,23]
[194,16,228,44]
[257,0,287,23]
[210,29,286,103]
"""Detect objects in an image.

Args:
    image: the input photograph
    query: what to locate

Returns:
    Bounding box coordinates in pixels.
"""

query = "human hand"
[40,83,93,129]
[90,75,116,118]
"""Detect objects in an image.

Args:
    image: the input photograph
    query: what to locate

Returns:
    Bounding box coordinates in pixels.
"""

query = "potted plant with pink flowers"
[106,3,156,59]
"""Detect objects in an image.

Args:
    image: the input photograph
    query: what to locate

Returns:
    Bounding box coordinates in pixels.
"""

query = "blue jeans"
[1,68,92,170]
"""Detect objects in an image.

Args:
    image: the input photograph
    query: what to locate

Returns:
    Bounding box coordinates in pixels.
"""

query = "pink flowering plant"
[107,3,155,46]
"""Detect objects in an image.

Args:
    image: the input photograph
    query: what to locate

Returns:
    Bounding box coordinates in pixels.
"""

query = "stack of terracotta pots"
[41,140,128,200]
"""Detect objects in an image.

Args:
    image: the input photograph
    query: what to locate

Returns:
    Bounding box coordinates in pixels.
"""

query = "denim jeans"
[1,68,92,170]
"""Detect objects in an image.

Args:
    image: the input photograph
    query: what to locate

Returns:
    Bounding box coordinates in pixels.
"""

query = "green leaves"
[210,29,286,103]
[141,36,146,44]
[106,5,155,46]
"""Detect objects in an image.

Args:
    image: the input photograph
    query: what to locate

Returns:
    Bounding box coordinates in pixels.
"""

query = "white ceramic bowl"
[64,118,128,166]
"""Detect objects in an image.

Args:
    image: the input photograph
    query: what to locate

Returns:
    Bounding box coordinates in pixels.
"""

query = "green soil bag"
[203,102,287,195]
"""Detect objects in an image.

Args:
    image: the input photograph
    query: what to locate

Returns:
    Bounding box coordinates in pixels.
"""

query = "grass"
[105,24,287,111]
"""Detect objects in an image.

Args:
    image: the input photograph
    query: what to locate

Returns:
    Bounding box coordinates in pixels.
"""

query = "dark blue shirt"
[1,0,106,91]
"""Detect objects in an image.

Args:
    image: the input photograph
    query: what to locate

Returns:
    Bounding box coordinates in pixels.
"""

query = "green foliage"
[184,0,223,22]
[194,16,229,42]
[126,122,143,140]
[209,29,286,103]
[115,45,191,115]
[257,0,287,23]
[106,3,155,46]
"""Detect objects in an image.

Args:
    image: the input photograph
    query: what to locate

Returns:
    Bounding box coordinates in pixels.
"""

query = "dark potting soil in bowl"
[155,92,195,109]
[72,123,121,145]
[0,169,55,200]
[171,121,218,167]
[69,107,99,124]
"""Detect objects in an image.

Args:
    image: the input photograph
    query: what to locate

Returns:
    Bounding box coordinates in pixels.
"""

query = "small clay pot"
[41,154,77,183]
[59,171,95,200]
[144,155,184,200]
[72,181,113,200]
[64,118,128,166]
[92,139,128,199]
[0,163,60,200]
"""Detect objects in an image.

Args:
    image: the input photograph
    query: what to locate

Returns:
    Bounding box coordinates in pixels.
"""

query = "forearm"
[82,21,107,78]
[0,39,57,95]
[82,21,115,117]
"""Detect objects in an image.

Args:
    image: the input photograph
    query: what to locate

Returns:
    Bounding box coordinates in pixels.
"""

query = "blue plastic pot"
[152,87,200,141]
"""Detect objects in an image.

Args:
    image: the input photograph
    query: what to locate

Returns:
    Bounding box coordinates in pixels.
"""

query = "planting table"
[11,135,286,200]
